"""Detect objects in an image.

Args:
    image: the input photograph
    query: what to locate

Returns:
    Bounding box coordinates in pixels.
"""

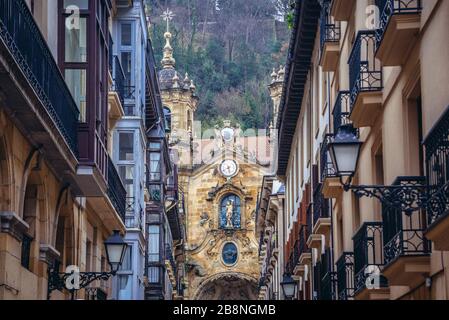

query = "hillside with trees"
[146,0,291,131]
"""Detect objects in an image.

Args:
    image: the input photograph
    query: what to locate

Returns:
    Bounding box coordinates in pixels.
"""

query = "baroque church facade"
[157,24,274,300]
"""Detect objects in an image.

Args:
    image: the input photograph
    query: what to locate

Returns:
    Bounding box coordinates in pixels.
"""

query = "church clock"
[220,159,238,178]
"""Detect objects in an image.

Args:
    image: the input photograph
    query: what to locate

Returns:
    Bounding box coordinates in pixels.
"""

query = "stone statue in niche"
[220,194,241,229]
[225,200,234,228]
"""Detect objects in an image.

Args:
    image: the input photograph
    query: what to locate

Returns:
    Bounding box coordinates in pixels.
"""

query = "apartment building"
[269,0,449,300]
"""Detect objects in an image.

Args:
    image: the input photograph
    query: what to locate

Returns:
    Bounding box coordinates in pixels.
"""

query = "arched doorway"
[194,273,258,300]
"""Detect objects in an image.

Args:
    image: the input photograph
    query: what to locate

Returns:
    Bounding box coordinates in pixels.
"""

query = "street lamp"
[328,124,427,213]
[280,273,297,300]
[48,230,128,300]
[328,124,362,188]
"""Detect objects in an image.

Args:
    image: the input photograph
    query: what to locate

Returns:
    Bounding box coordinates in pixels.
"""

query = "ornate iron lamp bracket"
[47,266,116,300]
[347,179,428,214]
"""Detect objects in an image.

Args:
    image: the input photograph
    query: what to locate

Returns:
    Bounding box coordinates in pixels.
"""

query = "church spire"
[161,9,176,69]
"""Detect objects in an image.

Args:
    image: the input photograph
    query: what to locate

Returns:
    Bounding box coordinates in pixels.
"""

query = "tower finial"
[161,9,176,69]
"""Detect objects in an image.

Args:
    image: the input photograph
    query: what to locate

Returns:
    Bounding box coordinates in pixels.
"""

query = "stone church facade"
[157,24,273,300]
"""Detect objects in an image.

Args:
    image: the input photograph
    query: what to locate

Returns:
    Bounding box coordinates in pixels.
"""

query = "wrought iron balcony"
[306,204,313,242]
[382,176,430,266]
[425,106,449,250]
[112,56,126,106]
[353,222,388,296]
[320,135,337,181]
[312,183,331,234]
[107,157,127,223]
[0,0,79,154]
[319,0,341,71]
[314,248,336,300]
[85,287,108,300]
[332,91,352,133]
[348,31,383,127]
[336,252,354,300]
[375,0,422,66]
[109,33,113,76]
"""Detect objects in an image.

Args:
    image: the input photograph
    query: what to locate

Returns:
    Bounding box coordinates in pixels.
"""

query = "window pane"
[149,142,161,149]
[149,152,161,181]
[64,0,89,9]
[121,23,132,46]
[65,69,87,122]
[147,267,159,283]
[118,275,132,300]
[119,246,132,271]
[119,166,134,198]
[148,185,161,202]
[119,132,134,160]
[121,52,132,86]
[65,17,87,62]
[148,225,160,262]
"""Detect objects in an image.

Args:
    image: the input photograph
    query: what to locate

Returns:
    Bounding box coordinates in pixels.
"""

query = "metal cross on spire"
[161,8,175,33]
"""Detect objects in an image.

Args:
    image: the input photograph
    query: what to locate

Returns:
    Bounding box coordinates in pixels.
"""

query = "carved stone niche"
[0,211,29,241]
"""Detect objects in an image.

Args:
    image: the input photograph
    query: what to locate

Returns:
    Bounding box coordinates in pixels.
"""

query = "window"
[118,275,132,300]
[148,267,160,283]
[119,165,134,198]
[149,152,161,181]
[65,17,87,62]
[61,1,90,123]
[121,23,132,46]
[148,225,160,263]
[119,246,132,271]
[65,69,87,122]
[119,132,134,161]
[21,234,33,270]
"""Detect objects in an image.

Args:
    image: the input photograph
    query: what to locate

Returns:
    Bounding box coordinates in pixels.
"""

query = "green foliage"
[148,0,289,132]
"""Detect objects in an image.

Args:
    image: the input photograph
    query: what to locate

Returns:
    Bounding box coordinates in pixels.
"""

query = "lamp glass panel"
[333,144,360,175]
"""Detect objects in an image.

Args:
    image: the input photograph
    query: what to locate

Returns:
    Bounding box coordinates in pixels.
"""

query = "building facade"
[110,0,148,301]
[0,0,130,300]
[265,0,449,300]
[0,0,175,300]
[157,19,274,299]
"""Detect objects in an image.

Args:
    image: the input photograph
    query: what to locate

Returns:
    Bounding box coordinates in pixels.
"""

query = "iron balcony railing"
[353,222,388,294]
[336,252,355,300]
[332,91,352,133]
[108,33,113,75]
[348,30,383,108]
[314,248,336,300]
[312,183,330,226]
[107,157,127,223]
[299,225,310,257]
[0,0,79,154]
[320,0,341,51]
[112,56,126,106]
[124,85,136,100]
[382,176,430,266]
[320,134,337,181]
[424,106,449,227]
[85,287,108,300]
[375,0,422,49]
[306,204,313,240]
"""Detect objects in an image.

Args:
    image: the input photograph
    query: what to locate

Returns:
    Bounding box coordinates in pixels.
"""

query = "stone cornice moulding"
[39,244,60,265]
[0,211,29,241]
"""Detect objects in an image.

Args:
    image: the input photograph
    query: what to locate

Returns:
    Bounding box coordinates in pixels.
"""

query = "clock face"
[220,159,238,178]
